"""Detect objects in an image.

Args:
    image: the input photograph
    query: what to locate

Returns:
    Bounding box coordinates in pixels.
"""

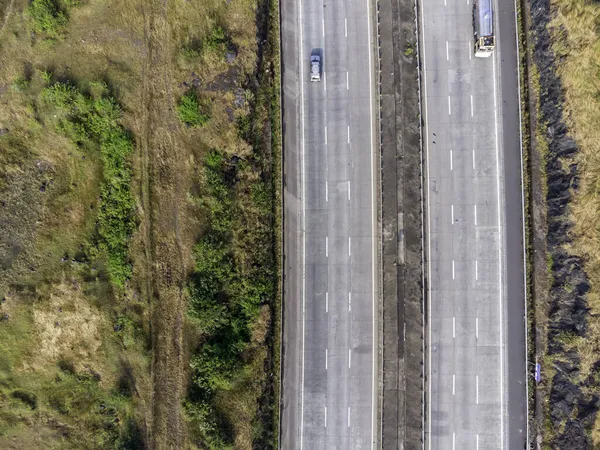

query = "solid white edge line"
[298,0,306,443]
[493,44,506,450]
[366,0,376,443]
[418,0,432,443]
[511,0,530,440]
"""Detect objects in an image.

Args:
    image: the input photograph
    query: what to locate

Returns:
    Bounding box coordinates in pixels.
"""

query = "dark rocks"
[529,0,598,444]
[225,50,237,64]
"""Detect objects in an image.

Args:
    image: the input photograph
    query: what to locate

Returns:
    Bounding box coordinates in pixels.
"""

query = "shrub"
[11,390,38,409]
[203,26,230,55]
[28,0,68,39]
[42,82,135,288]
[177,91,211,127]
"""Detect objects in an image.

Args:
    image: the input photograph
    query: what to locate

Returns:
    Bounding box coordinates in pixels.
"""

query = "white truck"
[473,0,495,57]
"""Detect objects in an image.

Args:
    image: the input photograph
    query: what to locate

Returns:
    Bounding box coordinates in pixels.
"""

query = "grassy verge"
[183,0,282,446]
[550,0,600,375]
[269,0,283,439]
[0,60,146,450]
[524,0,600,444]
[0,1,151,448]
[0,0,280,446]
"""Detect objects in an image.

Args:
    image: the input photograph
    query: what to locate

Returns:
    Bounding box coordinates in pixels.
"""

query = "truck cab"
[310,55,321,82]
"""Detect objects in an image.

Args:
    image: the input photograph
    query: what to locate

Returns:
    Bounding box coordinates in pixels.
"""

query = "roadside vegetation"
[181,0,282,446]
[0,0,281,448]
[525,0,600,445]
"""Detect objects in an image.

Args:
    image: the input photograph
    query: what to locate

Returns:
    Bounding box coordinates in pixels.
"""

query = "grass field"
[0,0,280,447]
[538,0,600,443]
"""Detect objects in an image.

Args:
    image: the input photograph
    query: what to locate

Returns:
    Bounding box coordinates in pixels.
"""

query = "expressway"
[421,0,527,448]
[280,0,378,447]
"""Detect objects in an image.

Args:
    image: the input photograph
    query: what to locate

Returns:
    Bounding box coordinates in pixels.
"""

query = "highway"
[421,0,527,448]
[280,0,378,446]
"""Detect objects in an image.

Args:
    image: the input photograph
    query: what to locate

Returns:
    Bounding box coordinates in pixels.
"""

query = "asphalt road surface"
[280,0,378,447]
[421,0,527,447]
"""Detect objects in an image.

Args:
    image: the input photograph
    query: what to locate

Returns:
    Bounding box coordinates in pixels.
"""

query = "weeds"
[177,90,211,127]
[203,25,232,57]
[186,146,274,447]
[27,0,68,40]
[42,82,135,288]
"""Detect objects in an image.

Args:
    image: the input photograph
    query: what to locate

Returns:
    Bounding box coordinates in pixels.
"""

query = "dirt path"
[139,1,193,448]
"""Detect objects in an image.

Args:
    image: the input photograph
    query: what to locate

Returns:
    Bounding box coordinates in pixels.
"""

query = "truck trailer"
[473,0,495,57]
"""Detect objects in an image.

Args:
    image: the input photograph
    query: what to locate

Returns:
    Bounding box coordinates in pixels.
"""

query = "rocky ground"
[528,0,600,445]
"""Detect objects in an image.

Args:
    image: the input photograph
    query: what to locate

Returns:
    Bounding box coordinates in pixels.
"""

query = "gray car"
[310,55,321,82]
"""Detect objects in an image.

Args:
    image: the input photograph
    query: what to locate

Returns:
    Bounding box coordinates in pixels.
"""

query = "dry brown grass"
[549,0,600,376]
[0,0,151,447]
[549,0,600,442]
[0,0,274,446]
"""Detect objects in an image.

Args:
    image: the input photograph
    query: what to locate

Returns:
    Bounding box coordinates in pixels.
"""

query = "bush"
[28,0,68,39]
[11,390,38,409]
[177,91,211,127]
[42,82,135,288]
[203,26,231,57]
[186,144,276,444]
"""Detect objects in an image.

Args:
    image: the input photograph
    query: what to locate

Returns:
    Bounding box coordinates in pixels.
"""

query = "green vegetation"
[42,82,135,288]
[27,0,77,39]
[0,0,279,446]
[177,90,211,127]
[184,2,283,444]
[203,25,232,55]
[187,146,276,447]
